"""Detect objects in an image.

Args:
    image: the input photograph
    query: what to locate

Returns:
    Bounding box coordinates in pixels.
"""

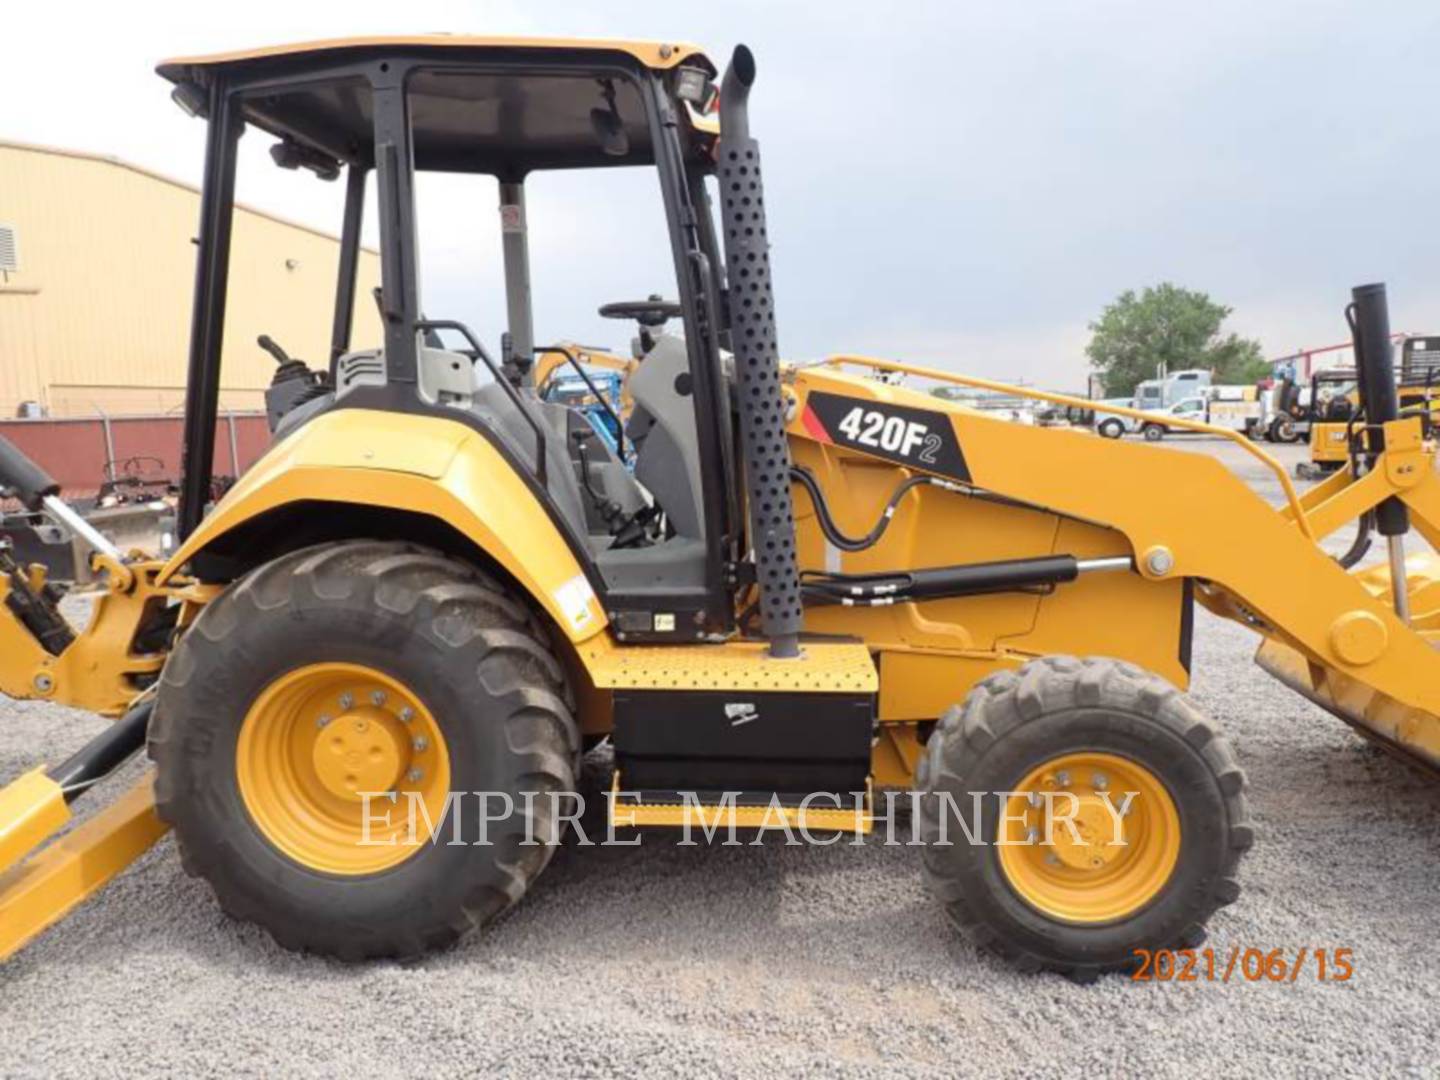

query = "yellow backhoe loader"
[1301,335,1440,480]
[2,36,1438,980]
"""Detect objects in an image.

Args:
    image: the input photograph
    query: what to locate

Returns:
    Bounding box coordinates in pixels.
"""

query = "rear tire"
[915,656,1252,981]
[1142,423,1165,441]
[149,540,578,960]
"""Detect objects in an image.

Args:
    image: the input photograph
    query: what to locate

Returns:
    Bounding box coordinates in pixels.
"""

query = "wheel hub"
[997,751,1180,924]
[236,663,451,875]
[1046,794,1125,870]
[311,706,407,800]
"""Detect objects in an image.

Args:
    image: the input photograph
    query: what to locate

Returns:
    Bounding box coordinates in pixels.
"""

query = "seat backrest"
[470,382,593,535]
[625,334,706,538]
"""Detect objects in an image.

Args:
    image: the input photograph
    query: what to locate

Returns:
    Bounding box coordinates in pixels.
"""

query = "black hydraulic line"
[1337,511,1374,570]
[47,698,153,803]
[790,466,1035,555]
[789,466,939,552]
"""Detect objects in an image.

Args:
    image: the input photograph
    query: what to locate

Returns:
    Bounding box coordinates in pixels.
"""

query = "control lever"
[257,334,292,367]
[571,430,624,527]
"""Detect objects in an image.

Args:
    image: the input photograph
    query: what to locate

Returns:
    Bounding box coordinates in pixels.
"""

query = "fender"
[159,409,607,643]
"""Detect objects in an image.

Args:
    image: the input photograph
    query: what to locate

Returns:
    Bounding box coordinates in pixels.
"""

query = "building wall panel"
[0,141,380,419]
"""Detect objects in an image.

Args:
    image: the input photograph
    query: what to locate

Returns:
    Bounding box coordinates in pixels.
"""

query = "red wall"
[0,413,270,498]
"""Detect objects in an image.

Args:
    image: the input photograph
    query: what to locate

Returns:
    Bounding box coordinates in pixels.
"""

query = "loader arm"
[790,359,1440,769]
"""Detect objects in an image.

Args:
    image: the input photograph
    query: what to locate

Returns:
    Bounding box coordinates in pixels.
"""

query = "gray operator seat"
[320,345,699,573]
[623,333,706,539]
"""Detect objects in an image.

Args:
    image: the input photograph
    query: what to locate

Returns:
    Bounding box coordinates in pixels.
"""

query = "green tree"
[1085,283,1268,397]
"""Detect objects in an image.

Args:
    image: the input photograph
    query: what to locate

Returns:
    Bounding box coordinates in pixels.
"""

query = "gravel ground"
[2,439,1438,1077]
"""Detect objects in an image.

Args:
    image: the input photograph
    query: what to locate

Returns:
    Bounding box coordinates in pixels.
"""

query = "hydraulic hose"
[1337,510,1374,570]
[789,466,981,553]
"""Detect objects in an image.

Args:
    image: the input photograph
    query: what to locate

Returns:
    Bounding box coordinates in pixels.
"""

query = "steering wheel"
[598,296,682,327]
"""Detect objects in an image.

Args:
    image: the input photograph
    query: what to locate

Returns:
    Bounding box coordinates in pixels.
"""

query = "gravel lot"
[2,438,1437,1077]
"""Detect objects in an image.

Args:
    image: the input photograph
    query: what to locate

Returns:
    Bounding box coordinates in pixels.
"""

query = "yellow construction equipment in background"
[0,35,1437,980]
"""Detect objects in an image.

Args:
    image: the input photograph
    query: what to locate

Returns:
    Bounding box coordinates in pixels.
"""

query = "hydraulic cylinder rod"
[1351,283,1411,620]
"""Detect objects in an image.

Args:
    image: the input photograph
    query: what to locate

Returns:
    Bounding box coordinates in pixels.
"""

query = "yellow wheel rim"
[236,663,451,875]
[996,752,1180,924]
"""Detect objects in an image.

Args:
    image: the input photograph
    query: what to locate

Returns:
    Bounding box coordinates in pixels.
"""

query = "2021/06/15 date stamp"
[1131,947,1354,983]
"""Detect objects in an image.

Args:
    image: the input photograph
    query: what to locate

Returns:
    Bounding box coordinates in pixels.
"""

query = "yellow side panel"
[877,651,1015,723]
[160,409,606,643]
[1008,518,1189,688]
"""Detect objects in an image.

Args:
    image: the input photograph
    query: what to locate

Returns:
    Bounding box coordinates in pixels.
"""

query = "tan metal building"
[0,140,381,418]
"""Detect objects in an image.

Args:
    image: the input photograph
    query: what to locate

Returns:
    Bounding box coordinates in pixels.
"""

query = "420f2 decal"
[801,391,970,481]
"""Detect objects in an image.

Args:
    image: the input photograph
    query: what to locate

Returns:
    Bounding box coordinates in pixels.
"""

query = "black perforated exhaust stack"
[717,46,803,659]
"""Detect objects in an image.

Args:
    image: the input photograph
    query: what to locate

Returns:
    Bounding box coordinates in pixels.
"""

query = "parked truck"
[1135,385,1263,441]
[1094,369,1214,438]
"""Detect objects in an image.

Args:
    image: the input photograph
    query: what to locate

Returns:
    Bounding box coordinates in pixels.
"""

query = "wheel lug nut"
[339,692,354,710]
[1045,852,1061,866]
[1092,772,1108,790]
[398,707,415,723]
[315,713,332,729]
[1025,826,1039,844]
[412,736,429,753]
[407,768,423,783]
[1055,770,1071,788]
[1027,792,1041,808]
[371,690,387,706]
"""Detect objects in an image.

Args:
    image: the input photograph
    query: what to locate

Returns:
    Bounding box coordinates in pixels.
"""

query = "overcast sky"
[6,0,1440,388]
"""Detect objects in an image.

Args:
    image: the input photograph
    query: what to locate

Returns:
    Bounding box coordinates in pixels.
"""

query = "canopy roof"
[157,34,709,81]
[157,35,717,175]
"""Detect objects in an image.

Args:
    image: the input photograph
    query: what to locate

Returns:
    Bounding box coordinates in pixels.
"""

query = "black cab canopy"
[158,35,718,174]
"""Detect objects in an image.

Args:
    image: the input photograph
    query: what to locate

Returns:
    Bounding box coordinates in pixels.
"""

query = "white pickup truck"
[1134,391,1262,441]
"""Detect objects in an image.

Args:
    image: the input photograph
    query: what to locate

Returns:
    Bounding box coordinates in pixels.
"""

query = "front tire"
[916,656,1252,980]
[1097,419,1125,439]
[149,541,578,960]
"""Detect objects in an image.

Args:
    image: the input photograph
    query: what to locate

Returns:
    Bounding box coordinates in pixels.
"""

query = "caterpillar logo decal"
[801,392,970,481]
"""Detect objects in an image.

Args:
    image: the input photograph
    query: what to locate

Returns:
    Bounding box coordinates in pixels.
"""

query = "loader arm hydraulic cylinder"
[1351,283,1412,620]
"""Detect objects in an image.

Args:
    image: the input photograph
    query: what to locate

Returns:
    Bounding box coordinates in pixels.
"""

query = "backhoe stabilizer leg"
[0,771,167,962]
[0,698,163,961]
[0,769,70,877]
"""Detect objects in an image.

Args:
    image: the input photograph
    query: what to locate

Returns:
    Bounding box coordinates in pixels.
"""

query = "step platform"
[610,778,874,834]
[584,639,879,835]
